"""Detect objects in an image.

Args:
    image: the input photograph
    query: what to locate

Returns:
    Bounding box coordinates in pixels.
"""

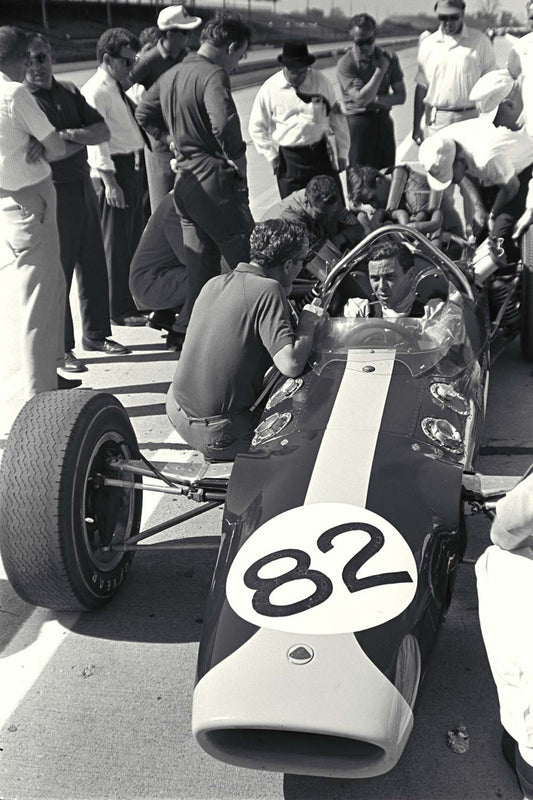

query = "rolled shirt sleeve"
[255,284,295,358]
[12,84,55,141]
[318,72,349,163]
[249,85,278,165]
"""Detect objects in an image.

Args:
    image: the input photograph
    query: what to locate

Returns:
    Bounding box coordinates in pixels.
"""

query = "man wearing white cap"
[476,473,533,800]
[419,69,533,259]
[413,0,495,146]
[130,5,202,212]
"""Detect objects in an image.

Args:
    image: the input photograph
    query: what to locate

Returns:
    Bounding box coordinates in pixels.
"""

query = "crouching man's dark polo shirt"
[171,263,295,417]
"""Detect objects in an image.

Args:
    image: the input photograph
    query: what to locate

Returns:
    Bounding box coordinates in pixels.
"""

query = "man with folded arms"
[25,33,129,370]
[0,26,83,396]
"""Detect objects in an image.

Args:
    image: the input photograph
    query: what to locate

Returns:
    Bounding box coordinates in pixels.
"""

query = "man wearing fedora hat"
[249,40,349,198]
[413,0,495,146]
[130,5,202,213]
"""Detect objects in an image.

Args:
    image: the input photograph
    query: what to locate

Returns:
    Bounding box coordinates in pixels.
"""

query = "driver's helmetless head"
[367,241,414,310]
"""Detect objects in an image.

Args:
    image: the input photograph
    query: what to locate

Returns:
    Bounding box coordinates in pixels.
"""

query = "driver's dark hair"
[305,174,339,207]
[96,28,139,63]
[250,219,308,270]
[349,13,377,32]
[367,241,413,273]
[200,12,251,49]
[27,32,52,51]
[347,165,383,205]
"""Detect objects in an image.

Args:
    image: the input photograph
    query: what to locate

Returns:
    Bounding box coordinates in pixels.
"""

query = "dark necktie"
[117,82,152,151]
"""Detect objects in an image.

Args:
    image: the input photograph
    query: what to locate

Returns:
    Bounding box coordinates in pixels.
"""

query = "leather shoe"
[111,314,147,327]
[57,374,82,390]
[82,337,131,354]
[147,310,177,332]
[61,350,87,373]
[166,330,186,351]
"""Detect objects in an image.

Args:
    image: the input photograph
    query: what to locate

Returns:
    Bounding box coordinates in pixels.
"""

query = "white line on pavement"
[0,428,187,727]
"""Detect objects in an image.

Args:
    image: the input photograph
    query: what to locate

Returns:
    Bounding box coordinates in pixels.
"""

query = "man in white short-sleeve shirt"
[0,26,82,397]
[508,1,533,134]
[412,0,495,144]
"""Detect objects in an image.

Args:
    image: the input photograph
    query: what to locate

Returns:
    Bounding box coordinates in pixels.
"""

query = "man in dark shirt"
[136,13,254,350]
[337,13,406,169]
[129,5,201,212]
[25,33,129,371]
[166,219,325,461]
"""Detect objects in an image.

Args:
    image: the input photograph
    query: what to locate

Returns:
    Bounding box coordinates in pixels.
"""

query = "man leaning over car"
[166,219,325,462]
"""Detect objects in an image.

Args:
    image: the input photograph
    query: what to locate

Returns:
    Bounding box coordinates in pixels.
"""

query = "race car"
[0,225,530,778]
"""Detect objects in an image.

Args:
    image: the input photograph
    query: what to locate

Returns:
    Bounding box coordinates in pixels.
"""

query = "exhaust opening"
[200,728,385,774]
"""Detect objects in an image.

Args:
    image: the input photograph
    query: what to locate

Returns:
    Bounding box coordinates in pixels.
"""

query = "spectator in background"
[130,5,202,212]
[249,41,349,198]
[337,13,406,170]
[0,25,82,396]
[130,192,187,350]
[82,28,147,327]
[412,0,495,145]
[25,33,129,371]
[475,473,533,800]
[136,12,254,351]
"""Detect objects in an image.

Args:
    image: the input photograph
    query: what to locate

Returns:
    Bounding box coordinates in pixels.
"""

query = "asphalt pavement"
[1,36,533,800]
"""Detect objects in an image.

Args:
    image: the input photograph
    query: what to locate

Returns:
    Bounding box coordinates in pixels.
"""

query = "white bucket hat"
[419,135,457,191]
[469,69,516,122]
[157,5,202,31]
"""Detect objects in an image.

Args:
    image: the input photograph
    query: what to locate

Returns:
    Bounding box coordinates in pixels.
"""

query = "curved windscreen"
[311,285,469,377]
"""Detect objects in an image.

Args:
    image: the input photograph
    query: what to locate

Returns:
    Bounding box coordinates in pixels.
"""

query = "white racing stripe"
[304,349,395,508]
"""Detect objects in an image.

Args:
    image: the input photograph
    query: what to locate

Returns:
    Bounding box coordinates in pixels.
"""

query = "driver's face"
[369,257,411,308]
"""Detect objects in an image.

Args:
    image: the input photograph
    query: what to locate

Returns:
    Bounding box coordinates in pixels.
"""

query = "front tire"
[0,391,142,611]
[521,228,533,360]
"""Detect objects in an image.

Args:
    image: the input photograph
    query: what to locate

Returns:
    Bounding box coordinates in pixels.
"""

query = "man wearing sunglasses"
[337,13,406,170]
[82,28,148,328]
[413,0,495,146]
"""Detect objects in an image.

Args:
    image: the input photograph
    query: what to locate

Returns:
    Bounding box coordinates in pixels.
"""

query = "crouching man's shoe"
[57,374,82,390]
[166,330,186,351]
[82,337,131,354]
[110,314,147,327]
[147,310,177,332]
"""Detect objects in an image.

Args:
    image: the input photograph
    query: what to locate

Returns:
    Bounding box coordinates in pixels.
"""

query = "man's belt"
[427,104,476,113]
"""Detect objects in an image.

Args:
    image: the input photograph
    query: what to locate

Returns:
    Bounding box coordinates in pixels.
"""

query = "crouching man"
[166,219,325,461]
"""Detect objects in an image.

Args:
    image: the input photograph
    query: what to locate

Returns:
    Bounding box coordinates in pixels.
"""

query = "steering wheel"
[347,320,420,348]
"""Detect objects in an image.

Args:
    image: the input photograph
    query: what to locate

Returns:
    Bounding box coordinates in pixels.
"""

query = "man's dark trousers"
[96,153,143,320]
[56,176,112,350]
[173,157,254,334]
[347,108,395,169]
[277,138,339,199]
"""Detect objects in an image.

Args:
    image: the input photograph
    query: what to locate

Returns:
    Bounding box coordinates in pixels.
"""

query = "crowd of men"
[2,1,533,795]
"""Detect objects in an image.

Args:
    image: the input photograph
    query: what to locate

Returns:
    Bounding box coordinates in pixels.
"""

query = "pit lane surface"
[2,36,533,800]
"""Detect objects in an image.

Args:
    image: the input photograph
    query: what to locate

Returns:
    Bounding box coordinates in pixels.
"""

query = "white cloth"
[416,24,496,109]
[81,67,144,174]
[476,474,533,757]
[0,71,55,191]
[248,68,349,165]
[445,117,533,207]
[343,295,443,319]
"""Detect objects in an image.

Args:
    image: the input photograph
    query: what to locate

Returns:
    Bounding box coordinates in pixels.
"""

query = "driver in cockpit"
[343,241,445,319]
